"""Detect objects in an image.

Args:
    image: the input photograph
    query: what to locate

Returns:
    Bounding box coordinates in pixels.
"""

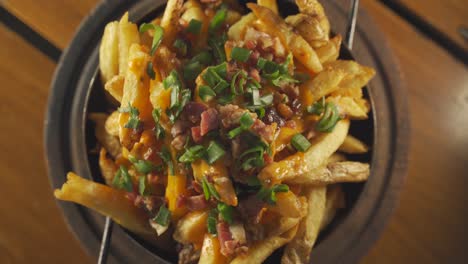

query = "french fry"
[89,113,121,158]
[282,186,326,264]
[105,111,120,137]
[267,191,306,218]
[285,14,328,48]
[285,161,370,185]
[295,0,330,37]
[328,95,369,120]
[54,172,153,235]
[104,75,124,103]
[228,13,256,41]
[320,184,345,231]
[266,216,302,238]
[166,171,188,220]
[339,134,369,154]
[99,21,119,83]
[161,0,183,46]
[259,119,350,183]
[327,60,376,98]
[248,3,323,73]
[231,224,299,264]
[258,0,279,14]
[315,35,342,64]
[328,153,347,163]
[119,44,153,148]
[181,0,209,50]
[99,148,118,185]
[173,211,208,245]
[118,12,140,76]
[198,234,229,264]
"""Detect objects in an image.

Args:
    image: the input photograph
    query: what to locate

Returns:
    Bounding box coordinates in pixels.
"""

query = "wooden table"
[1,0,467,263]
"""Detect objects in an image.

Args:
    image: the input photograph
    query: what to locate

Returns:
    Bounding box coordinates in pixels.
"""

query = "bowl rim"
[44,0,409,263]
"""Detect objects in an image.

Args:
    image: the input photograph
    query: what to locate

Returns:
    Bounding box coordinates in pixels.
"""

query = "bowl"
[45,0,409,263]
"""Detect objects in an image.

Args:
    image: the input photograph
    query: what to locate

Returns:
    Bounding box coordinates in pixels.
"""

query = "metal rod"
[345,0,360,49]
[97,217,113,264]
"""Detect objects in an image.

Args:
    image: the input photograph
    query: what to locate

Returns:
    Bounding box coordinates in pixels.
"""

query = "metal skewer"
[97,217,113,264]
[345,0,360,50]
[95,1,360,263]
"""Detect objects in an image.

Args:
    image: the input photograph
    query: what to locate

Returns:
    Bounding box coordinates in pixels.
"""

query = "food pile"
[54,0,375,263]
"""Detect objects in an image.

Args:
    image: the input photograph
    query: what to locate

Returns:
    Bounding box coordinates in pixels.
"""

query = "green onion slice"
[291,133,311,152]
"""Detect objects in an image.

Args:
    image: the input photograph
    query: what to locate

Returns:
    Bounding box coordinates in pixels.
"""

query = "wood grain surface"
[1,0,467,263]
[396,0,468,50]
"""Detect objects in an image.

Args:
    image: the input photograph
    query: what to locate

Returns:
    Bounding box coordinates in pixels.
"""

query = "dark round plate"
[45,0,409,263]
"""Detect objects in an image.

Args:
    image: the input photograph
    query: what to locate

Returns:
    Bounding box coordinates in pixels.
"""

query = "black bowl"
[45,0,409,263]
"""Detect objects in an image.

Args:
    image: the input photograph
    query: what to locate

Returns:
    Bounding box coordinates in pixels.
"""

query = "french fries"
[282,186,326,264]
[320,184,345,231]
[173,210,208,245]
[259,119,350,183]
[199,234,229,264]
[248,3,323,73]
[161,0,184,46]
[285,161,370,185]
[339,134,369,154]
[99,21,119,83]
[118,12,140,76]
[89,113,121,158]
[258,0,279,14]
[54,173,153,235]
[104,75,124,103]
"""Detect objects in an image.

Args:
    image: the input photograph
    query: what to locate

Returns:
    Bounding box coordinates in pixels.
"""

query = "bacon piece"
[251,119,275,143]
[217,221,235,256]
[171,120,189,137]
[249,68,261,82]
[200,108,219,136]
[184,102,207,124]
[186,195,209,211]
[218,104,257,128]
[191,126,202,143]
[171,134,187,151]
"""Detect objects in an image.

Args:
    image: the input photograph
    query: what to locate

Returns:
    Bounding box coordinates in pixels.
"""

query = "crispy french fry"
[228,13,256,41]
[285,161,370,185]
[89,113,121,158]
[104,75,124,103]
[54,172,152,235]
[173,211,208,245]
[259,119,350,183]
[248,3,323,73]
[166,171,188,220]
[285,14,328,48]
[99,148,118,185]
[328,153,347,163]
[198,234,229,264]
[231,224,299,264]
[105,111,120,137]
[282,186,326,264]
[119,44,153,147]
[100,21,119,83]
[328,96,369,120]
[327,60,376,97]
[295,0,330,37]
[181,0,209,50]
[267,191,306,218]
[118,12,140,76]
[320,184,345,231]
[258,0,279,14]
[161,0,183,46]
[339,134,369,154]
[266,216,302,238]
[316,35,342,64]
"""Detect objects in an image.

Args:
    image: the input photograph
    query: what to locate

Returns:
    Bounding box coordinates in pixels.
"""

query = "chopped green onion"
[291,133,311,152]
[207,209,218,234]
[257,184,289,205]
[112,165,133,192]
[252,89,260,106]
[139,175,150,196]
[202,178,211,200]
[256,107,265,119]
[202,63,229,93]
[147,61,155,79]
[260,94,274,106]
[231,47,251,62]
[192,51,213,65]
[183,61,203,81]
[186,19,203,35]
[217,203,234,224]
[163,71,191,123]
[208,34,227,63]
[230,70,247,95]
[202,176,220,200]
[158,147,174,175]
[173,38,188,56]
[179,145,206,163]
[227,112,254,138]
[257,54,298,87]
[153,204,171,226]
[129,155,159,174]
[139,23,164,55]
[240,113,254,129]
[152,108,165,140]
[209,7,227,33]
[199,85,216,102]
[316,102,341,132]
[206,141,226,164]
[119,103,141,130]
[307,97,326,115]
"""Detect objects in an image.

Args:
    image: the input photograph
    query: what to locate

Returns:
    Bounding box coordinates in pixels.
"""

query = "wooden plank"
[361,0,468,263]
[2,0,97,49]
[0,24,91,264]
[396,0,468,51]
